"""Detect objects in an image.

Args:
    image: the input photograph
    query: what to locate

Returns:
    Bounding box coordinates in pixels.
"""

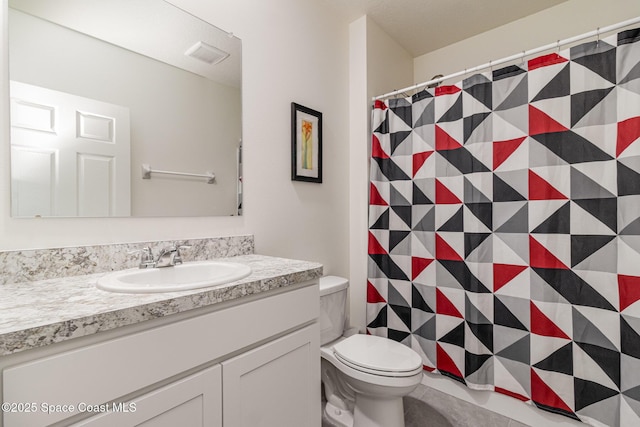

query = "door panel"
[10,81,131,217]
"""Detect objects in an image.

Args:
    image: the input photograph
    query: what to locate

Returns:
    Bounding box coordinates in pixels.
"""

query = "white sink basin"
[97,261,252,293]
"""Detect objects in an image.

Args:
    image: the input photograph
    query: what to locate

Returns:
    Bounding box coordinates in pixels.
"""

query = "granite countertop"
[0,254,323,356]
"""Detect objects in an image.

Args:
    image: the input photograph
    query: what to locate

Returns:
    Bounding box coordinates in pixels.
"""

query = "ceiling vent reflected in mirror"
[185,41,229,65]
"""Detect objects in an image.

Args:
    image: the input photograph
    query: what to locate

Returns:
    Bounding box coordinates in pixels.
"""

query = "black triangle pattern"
[572,198,617,233]
[467,322,494,352]
[439,260,491,293]
[464,113,491,142]
[439,322,465,347]
[531,131,614,164]
[412,285,434,313]
[366,28,640,427]
[532,268,616,311]
[438,147,491,174]
[464,80,492,109]
[531,202,570,234]
[572,47,617,84]
[618,162,640,196]
[575,342,621,389]
[534,342,573,375]
[464,233,491,258]
[465,352,492,376]
[493,175,526,202]
[494,297,528,331]
[574,378,619,412]
[571,88,614,127]
[370,209,389,230]
[531,63,570,102]
[438,207,464,232]
[413,183,433,205]
[571,235,616,267]
[438,95,463,123]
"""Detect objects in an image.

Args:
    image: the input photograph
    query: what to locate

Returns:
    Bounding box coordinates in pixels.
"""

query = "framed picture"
[291,102,322,183]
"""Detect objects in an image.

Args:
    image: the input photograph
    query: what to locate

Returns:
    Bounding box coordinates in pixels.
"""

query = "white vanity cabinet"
[72,365,223,427]
[223,325,319,426]
[1,282,320,427]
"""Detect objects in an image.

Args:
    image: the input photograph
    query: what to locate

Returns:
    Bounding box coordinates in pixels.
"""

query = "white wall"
[414,0,640,83]
[0,0,351,279]
[408,0,640,425]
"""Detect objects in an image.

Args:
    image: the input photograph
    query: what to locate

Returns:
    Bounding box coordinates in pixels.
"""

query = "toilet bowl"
[319,276,423,427]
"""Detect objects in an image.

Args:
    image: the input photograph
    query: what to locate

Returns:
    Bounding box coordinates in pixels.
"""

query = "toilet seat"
[332,335,423,378]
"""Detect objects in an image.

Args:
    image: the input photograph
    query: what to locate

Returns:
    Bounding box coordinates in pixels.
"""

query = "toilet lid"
[333,335,422,374]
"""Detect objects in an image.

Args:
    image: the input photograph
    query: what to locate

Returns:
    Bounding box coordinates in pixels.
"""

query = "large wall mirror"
[8,0,242,217]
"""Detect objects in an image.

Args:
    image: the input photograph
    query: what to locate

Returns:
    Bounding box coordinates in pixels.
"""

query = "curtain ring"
[596,27,600,45]
[556,39,561,54]
[521,50,526,66]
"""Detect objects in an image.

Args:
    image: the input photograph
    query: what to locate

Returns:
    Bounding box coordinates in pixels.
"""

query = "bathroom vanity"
[0,242,322,427]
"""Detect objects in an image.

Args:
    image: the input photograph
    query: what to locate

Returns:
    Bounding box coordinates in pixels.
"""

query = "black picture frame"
[291,103,322,183]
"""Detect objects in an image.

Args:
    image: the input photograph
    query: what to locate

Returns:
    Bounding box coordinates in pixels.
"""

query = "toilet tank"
[319,276,348,345]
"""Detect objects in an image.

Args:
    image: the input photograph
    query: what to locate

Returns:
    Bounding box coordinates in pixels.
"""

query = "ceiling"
[321,0,568,57]
[9,0,242,88]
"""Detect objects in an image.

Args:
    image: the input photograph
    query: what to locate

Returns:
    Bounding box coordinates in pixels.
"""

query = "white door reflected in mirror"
[10,81,131,217]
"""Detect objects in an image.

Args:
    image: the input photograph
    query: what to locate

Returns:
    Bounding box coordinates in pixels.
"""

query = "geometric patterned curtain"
[367,28,640,427]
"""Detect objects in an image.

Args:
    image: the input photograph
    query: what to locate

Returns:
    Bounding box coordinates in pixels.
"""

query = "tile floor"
[322,383,529,427]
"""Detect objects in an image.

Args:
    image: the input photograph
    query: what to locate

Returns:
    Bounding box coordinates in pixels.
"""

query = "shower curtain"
[367,28,640,427]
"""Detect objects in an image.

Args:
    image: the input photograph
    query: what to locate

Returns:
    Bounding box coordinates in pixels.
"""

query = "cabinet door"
[222,323,320,427]
[72,365,222,427]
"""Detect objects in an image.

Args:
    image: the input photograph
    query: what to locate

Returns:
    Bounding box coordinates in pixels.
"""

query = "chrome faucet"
[130,245,191,268]
[130,247,155,269]
[155,246,181,268]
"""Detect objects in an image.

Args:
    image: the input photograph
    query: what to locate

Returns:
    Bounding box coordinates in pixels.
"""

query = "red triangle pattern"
[619,274,640,311]
[495,387,530,402]
[530,301,570,339]
[529,170,567,200]
[493,264,528,292]
[529,105,569,136]
[413,151,434,176]
[436,234,463,261]
[436,288,463,318]
[617,116,640,157]
[435,85,461,96]
[368,232,388,255]
[528,53,568,71]
[435,179,462,204]
[529,236,569,270]
[437,343,464,378]
[494,137,526,169]
[436,126,462,151]
[367,281,386,304]
[369,183,388,206]
[374,100,387,110]
[530,369,574,413]
[371,134,389,159]
[412,257,434,280]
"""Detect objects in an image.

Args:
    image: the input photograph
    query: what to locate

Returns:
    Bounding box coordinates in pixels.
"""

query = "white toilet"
[319,276,423,427]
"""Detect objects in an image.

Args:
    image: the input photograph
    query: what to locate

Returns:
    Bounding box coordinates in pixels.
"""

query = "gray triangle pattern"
[570,167,616,199]
[496,356,531,395]
[573,239,618,273]
[577,394,621,427]
[572,307,618,351]
[494,73,527,111]
[464,177,492,203]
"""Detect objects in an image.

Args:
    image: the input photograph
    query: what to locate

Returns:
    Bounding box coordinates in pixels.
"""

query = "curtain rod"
[373,16,640,101]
